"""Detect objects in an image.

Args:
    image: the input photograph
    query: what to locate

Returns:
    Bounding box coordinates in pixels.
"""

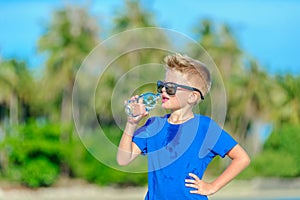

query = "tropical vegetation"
[0,0,299,188]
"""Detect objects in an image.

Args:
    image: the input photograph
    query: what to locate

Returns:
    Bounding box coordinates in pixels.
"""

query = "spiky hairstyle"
[164,53,211,97]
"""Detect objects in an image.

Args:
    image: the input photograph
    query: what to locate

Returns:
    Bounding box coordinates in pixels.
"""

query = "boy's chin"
[161,104,168,109]
[161,103,173,110]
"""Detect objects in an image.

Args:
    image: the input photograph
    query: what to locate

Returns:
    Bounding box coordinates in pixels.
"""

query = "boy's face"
[161,69,194,111]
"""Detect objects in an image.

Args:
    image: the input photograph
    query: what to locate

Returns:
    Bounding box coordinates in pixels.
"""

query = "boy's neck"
[168,109,194,124]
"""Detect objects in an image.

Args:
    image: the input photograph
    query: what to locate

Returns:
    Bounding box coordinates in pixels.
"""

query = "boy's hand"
[125,95,148,124]
[185,173,217,196]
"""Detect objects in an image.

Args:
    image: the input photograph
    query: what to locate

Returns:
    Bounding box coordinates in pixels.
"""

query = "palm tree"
[227,60,279,140]
[275,74,300,125]
[194,19,243,78]
[112,0,155,33]
[193,20,244,123]
[193,20,283,155]
[95,0,169,124]
[37,5,99,131]
[0,59,33,125]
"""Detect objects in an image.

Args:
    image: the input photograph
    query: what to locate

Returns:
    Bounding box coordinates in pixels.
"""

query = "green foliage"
[240,124,300,178]
[1,0,300,188]
[69,147,147,186]
[1,121,68,187]
[1,122,147,188]
[264,124,300,172]
[37,5,99,123]
[68,126,147,186]
[0,59,34,124]
[275,75,300,124]
[241,150,298,179]
[113,0,156,32]
[20,157,60,188]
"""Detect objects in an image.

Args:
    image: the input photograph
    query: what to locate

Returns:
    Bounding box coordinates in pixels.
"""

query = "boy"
[117,53,250,199]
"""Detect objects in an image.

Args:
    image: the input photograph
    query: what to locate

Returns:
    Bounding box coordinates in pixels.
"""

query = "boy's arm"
[117,121,142,166]
[185,144,250,196]
[117,96,148,166]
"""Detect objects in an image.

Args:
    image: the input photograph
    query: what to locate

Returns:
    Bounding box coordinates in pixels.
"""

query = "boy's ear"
[188,92,200,104]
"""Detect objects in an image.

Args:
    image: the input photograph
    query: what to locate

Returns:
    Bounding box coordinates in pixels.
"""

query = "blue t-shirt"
[133,114,237,200]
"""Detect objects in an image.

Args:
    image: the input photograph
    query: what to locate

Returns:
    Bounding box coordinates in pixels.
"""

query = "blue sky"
[0,0,300,74]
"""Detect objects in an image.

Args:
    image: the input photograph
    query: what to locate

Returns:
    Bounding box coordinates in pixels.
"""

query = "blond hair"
[164,53,211,97]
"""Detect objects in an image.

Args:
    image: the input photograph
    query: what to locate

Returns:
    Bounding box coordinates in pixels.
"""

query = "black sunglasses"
[157,80,204,100]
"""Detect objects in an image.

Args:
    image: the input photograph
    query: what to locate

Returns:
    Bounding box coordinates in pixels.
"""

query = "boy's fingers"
[138,97,143,103]
[129,95,138,101]
[188,173,201,181]
[143,112,149,116]
[185,183,196,188]
[185,179,196,183]
[190,190,199,194]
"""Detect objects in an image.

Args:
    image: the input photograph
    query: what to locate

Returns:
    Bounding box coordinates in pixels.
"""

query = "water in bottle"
[125,92,161,117]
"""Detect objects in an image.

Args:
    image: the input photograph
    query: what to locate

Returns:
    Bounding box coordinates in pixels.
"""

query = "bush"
[1,122,147,187]
[70,152,147,186]
[249,151,298,177]
[240,124,300,178]
[20,157,60,187]
[264,124,300,175]
[1,121,70,187]
[68,127,147,186]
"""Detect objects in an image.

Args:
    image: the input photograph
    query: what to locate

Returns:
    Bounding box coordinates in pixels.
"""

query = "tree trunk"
[9,91,18,125]
[60,84,72,142]
[60,83,73,176]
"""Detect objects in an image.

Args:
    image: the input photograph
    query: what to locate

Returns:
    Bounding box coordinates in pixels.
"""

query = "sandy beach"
[1,178,300,200]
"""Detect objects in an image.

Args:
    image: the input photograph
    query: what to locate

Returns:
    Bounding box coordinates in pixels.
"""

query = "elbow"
[116,155,130,166]
[243,154,251,168]
[117,159,130,166]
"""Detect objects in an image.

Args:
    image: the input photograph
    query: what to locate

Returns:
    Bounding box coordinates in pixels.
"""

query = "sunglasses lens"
[157,81,164,93]
[157,81,177,95]
[165,83,176,95]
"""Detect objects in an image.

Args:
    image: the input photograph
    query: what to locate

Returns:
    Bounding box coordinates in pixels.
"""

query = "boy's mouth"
[162,96,169,103]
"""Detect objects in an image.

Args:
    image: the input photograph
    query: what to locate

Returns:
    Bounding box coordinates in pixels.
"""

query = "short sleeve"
[200,118,237,158]
[211,129,238,158]
[132,131,147,155]
[132,118,153,155]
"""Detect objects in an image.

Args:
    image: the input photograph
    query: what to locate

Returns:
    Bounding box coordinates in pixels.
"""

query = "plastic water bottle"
[125,92,161,117]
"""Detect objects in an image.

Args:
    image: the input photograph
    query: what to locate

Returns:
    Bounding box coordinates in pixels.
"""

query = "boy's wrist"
[124,121,138,136]
[127,119,138,127]
[210,181,221,194]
